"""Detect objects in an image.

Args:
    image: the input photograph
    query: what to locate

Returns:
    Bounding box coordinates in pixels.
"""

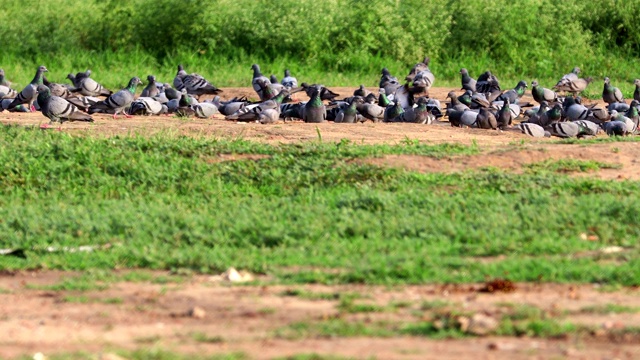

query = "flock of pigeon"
[0,57,638,137]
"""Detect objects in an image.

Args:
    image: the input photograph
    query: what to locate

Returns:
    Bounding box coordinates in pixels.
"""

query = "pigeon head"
[38,65,48,73]
[365,93,377,103]
[416,96,428,105]
[129,77,143,87]
[67,73,75,81]
[0,69,4,76]
[269,74,278,84]
[604,77,610,84]
[575,96,582,104]
[572,67,581,74]
[517,80,528,88]
[147,75,156,83]
[631,100,639,107]
[251,64,260,71]
[84,69,92,77]
[635,79,640,87]
[359,84,365,90]
[447,91,457,99]
[352,96,365,105]
[422,57,430,66]
[531,80,539,87]
[284,69,291,77]
[36,84,49,94]
[459,68,468,75]
[381,68,390,76]
[178,64,184,71]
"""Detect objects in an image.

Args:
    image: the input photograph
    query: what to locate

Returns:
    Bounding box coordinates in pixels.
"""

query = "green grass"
[1,126,640,285]
[190,332,225,344]
[525,159,622,174]
[579,303,640,314]
[337,298,385,314]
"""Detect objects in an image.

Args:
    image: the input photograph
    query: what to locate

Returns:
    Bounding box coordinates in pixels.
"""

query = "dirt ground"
[1,271,639,360]
[1,87,639,359]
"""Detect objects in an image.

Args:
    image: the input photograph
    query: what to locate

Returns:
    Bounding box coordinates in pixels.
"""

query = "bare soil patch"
[1,271,640,359]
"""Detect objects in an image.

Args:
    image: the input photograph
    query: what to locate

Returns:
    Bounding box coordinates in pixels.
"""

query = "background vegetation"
[2,0,640,94]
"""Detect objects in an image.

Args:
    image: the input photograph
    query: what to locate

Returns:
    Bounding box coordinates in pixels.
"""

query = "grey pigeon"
[70,73,112,97]
[553,67,580,90]
[554,76,592,96]
[89,77,142,118]
[531,81,557,103]
[8,65,48,111]
[44,79,72,99]
[460,68,476,92]
[66,96,101,112]
[301,83,339,101]
[281,69,298,88]
[412,69,435,91]
[193,103,219,118]
[384,100,404,122]
[36,85,93,128]
[226,89,289,121]
[302,85,326,123]
[476,107,497,129]
[572,120,600,136]
[0,69,11,87]
[496,99,513,129]
[181,73,222,99]
[513,123,550,137]
[476,71,500,93]
[269,74,278,84]
[399,97,435,124]
[603,120,627,136]
[141,75,159,98]
[549,122,582,138]
[610,110,637,134]
[335,97,361,123]
[602,77,624,105]
[216,96,249,116]
[608,102,630,113]
[405,57,430,82]
[354,85,371,98]
[251,64,271,101]
[173,64,187,89]
[447,91,469,112]
[497,80,527,103]
[563,96,590,121]
[460,110,480,127]
[129,97,168,116]
[356,97,385,122]
[258,108,281,124]
[2,99,30,112]
[0,84,17,99]
[379,68,400,95]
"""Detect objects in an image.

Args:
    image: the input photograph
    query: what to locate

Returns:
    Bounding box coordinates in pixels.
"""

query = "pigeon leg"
[112,112,118,120]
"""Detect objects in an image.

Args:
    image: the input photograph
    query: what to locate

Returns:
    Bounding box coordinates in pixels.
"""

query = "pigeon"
[634,79,640,102]
[398,97,435,124]
[447,91,469,112]
[476,107,497,129]
[549,122,587,138]
[129,97,168,116]
[7,65,48,111]
[269,74,278,84]
[554,67,581,89]
[564,97,591,121]
[36,85,93,128]
[497,80,527,103]
[89,77,142,118]
[460,110,480,127]
[471,92,491,108]
[607,102,630,113]
[140,75,160,98]
[301,83,339,101]
[226,89,289,121]
[302,85,326,123]
[215,96,249,116]
[531,81,557,103]
[281,69,298,88]
[412,69,435,91]
[496,99,513,129]
[384,100,404,122]
[42,76,72,98]
[457,90,473,107]
[193,103,219,118]
[405,57,430,82]
[173,64,188,89]
[603,120,628,136]
[335,97,361,123]
[0,83,17,99]
[572,120,600,136]
[0,69,11,87]
[354,85,371,98]
[66,96,101,112]
[476,71,500,93]
[602,77,624,105]
[257,108,281,124]
[609,110,636,134]
[69,72,112,97]
[460,68,476,92]
[251,64,271,101]
[356,98,385,123]
[378,88,391,107]
[379,68,400,95]
[181,73,222,99]
[554,77,592,96]
[1,99,30,112]
[513,123,550,137]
